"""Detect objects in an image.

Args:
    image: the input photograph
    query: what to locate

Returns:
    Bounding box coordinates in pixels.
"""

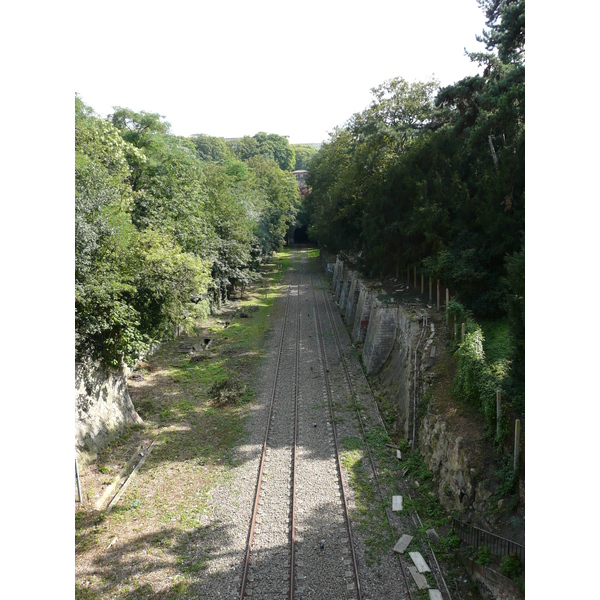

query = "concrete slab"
[408,566,429,589]
[430,345,436,358]
[396,449,402,460]
[428,590,442,600]
[393,534,413,554]
[409,551,431,573]
[392,495,403,511]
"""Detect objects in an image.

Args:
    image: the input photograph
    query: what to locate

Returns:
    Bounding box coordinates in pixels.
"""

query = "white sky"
[74,0,488,145]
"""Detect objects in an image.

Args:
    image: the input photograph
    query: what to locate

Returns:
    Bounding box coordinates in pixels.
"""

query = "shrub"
[500,553,522,578]
[452,317,502,429]
[210,378,247,406]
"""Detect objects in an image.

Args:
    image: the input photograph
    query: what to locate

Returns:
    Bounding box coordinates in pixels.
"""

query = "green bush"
[475,546,491,565]
[452,317,503,430]
[500,553,522,578]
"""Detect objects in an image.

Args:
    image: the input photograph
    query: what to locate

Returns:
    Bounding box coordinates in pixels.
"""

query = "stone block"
[428,590,442,600]
[392,495,403,511]
[409,551,431,573]
[408,566,429,589]
[393,534,413,554]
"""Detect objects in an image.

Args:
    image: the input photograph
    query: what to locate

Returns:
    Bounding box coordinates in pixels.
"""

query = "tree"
[476,0,525,64]
[77,99,212,367]
[228,132,295,171]
[292,144,318,170]
[189,134,232,163]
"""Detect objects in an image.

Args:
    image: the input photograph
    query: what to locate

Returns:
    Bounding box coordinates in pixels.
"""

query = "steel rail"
[239,257,300,599]
[318,282,416,600]
[289,259,301,599]
[311,274,363,600]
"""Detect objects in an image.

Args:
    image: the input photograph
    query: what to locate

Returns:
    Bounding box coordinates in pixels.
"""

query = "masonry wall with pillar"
[345,272,361,326]
[351,282,374,343]
[362,300,400,374]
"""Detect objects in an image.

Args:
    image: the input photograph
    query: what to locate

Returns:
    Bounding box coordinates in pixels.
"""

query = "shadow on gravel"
[83,521,240,599]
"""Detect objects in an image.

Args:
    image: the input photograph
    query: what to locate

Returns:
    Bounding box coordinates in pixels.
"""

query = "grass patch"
[340,436,393,565]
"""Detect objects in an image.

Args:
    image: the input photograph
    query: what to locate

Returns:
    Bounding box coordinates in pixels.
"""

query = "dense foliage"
[291,144,318,170]
[76,100,299,368]
[304,0,524,387]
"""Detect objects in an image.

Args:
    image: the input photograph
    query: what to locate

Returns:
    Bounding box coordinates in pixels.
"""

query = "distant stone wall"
[75,362,143,463]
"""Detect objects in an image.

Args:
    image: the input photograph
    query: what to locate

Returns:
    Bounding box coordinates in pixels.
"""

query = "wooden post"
[453,316,457,340]
[421,273,424,295]
[436,279,440,311]
[461,322,466,344]
[429,276,432,303]
[496,391,501,437]
[514,420,521,473]
[445,288,450,323]
[75,457,82,503]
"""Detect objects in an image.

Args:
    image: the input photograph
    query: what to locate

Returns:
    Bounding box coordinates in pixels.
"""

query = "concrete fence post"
[461,322,466,344]
[429,277,433,303]
[421,273,424,295]
[414,266,417,289]
[436,280,440,311]
[407,266,410,287]
[445,288,450,323]
[514,419,521,473]
[496,390,501,437]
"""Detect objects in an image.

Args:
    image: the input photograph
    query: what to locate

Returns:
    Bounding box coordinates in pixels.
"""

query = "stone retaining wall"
[326,255,500,523]
[75,362,142,464]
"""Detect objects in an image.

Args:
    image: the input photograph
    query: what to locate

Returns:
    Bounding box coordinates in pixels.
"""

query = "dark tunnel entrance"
[293,226,309,243]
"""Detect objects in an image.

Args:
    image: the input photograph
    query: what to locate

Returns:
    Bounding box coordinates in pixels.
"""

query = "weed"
[500,553,522,578]
[475,546,491,565]
[75,583,100,600]
[494,454,518,499]
[209,378,247,406]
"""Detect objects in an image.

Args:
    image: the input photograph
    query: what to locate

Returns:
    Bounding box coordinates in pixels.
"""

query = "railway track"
[239,251,363,599]
[314,268,453,600]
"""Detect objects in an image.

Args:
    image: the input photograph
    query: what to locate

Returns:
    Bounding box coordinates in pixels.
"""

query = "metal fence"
[454,519,525,565]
